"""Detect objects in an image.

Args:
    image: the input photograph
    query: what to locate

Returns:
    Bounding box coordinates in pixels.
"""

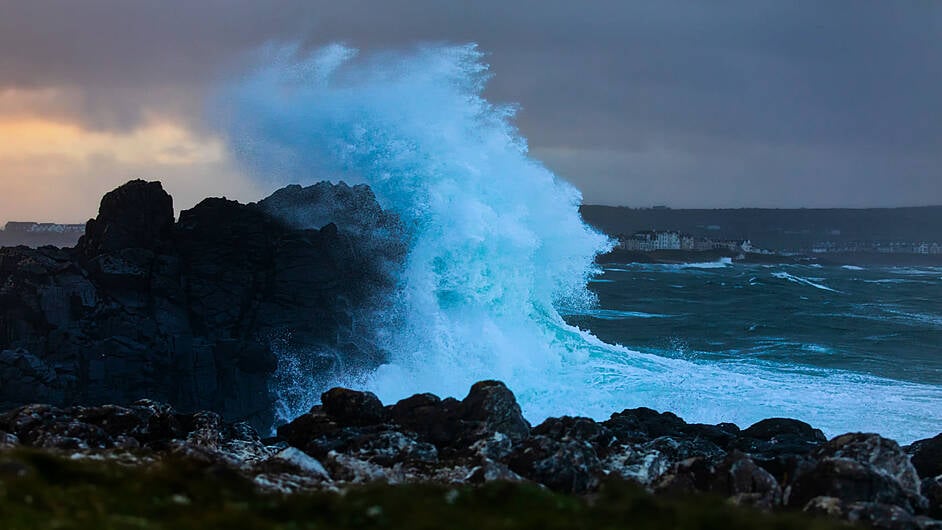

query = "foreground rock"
[0,180,401,431]
[2,380,940,529]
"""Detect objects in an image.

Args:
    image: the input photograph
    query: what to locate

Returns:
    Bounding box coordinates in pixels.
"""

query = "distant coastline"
[583,205,942,267]
[597,248,942,267]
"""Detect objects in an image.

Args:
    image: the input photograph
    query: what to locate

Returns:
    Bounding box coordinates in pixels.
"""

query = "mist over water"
[215,43,942,443]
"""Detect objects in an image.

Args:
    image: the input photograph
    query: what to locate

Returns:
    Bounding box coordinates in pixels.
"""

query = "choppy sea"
[569,261,942,388]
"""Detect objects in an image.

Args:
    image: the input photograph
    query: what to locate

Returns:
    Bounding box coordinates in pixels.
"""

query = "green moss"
[0,450,845,530]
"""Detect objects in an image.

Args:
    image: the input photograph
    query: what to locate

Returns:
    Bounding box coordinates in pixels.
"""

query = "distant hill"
[579,206,942,252]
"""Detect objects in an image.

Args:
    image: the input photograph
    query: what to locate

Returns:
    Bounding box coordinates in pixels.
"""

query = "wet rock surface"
[0,180,400,431]
[1,380,939,529]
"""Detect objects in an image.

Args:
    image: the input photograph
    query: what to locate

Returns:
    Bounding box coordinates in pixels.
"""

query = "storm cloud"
[0,0,939,220]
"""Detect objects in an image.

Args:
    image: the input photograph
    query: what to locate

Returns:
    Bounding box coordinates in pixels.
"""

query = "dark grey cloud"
[1,0,939,207]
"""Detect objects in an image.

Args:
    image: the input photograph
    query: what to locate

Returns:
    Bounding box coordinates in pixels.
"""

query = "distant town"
[0,222,85,248]
[616,229,942,256]
[581,205,942,265]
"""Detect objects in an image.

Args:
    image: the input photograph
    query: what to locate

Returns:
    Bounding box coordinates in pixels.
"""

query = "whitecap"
[772,271,841,293]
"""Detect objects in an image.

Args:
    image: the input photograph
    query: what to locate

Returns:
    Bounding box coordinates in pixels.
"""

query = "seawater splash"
[215,43,942,442]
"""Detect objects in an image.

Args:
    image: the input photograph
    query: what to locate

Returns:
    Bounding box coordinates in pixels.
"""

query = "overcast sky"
[1,1,940,223]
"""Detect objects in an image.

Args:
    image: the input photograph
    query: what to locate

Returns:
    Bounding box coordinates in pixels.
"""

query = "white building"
[621,230,682,251]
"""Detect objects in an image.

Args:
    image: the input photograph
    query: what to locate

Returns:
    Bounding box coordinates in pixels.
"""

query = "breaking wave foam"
[214,43,942,443]
[772,271,841,293]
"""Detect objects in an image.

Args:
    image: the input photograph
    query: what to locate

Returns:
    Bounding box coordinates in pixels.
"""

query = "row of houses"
[2,222,86,234]
[616,230,754,253]
[0,222,86,248]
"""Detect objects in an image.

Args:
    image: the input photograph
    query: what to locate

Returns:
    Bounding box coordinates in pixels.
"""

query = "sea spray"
[214,43,942,442]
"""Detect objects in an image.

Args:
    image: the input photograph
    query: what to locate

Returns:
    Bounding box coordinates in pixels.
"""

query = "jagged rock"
[681,422,741,449]
[842,502,942,530]
[321,388,386,426]
[68,403,172,448]
[121,399,187,443]
[465,460,526,484]
[722,418,828,487]
[293,424,439,469]
[734,417,826,458]
[461,380,531,442]
[0,400,272,466]
[78,179,174,256]
[908,434,942,479]
[470,432,514,461]
[170,411,273,465]
[604,435,727,488]
[256,182,405,292]
[0,180,401,431]
[0,404,112,450]
[803,496,846,517]
[388,393,463,447]
[353,431,439,465]
[508,435,602,493]
[785,457,922,513]
[603,407,687,443]
[532,416,618,455]
[923,476,942,519]
[802,497,942,530]
[601,444,666,485]
[324,450,394,484]
[816,433,923,499]
[260,447,332,482]
[276,409,340,449]
[741,417,827,443]
[0,431,18,448]
[656,452,781,509]
[257,182,398,236]
[645,436,726,464]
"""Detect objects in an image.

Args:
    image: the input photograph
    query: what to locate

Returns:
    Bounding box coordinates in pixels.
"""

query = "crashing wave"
[213,43,942,443]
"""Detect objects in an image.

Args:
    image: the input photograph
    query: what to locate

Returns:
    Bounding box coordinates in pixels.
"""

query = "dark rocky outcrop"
[656,451,783,510]
[0,180,400,431]
[0,380,940,529]
[908,434,942,479]
[923,476,942,519]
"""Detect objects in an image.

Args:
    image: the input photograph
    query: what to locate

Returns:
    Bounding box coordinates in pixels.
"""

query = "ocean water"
[568,262,942,388]
[214,43,942,443]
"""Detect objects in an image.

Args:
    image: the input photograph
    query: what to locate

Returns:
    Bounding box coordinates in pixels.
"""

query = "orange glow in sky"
[0,116,261,224]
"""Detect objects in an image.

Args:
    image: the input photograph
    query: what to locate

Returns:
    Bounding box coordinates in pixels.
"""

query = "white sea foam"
[841,265,865,271]
[890,267,942,276]
[215,42,942,443]
[681,257,733,269]
[621,259,732,273]
[771,271,841,293]
[561,309,673,320]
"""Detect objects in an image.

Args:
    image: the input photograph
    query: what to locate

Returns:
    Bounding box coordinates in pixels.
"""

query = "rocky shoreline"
[1,380,940,529]
[2,181,940,528]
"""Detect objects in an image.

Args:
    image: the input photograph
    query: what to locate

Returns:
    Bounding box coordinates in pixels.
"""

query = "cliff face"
[0,179,400,431]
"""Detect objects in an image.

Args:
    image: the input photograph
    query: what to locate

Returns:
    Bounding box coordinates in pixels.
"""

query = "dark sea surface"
[568,261,942,387]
